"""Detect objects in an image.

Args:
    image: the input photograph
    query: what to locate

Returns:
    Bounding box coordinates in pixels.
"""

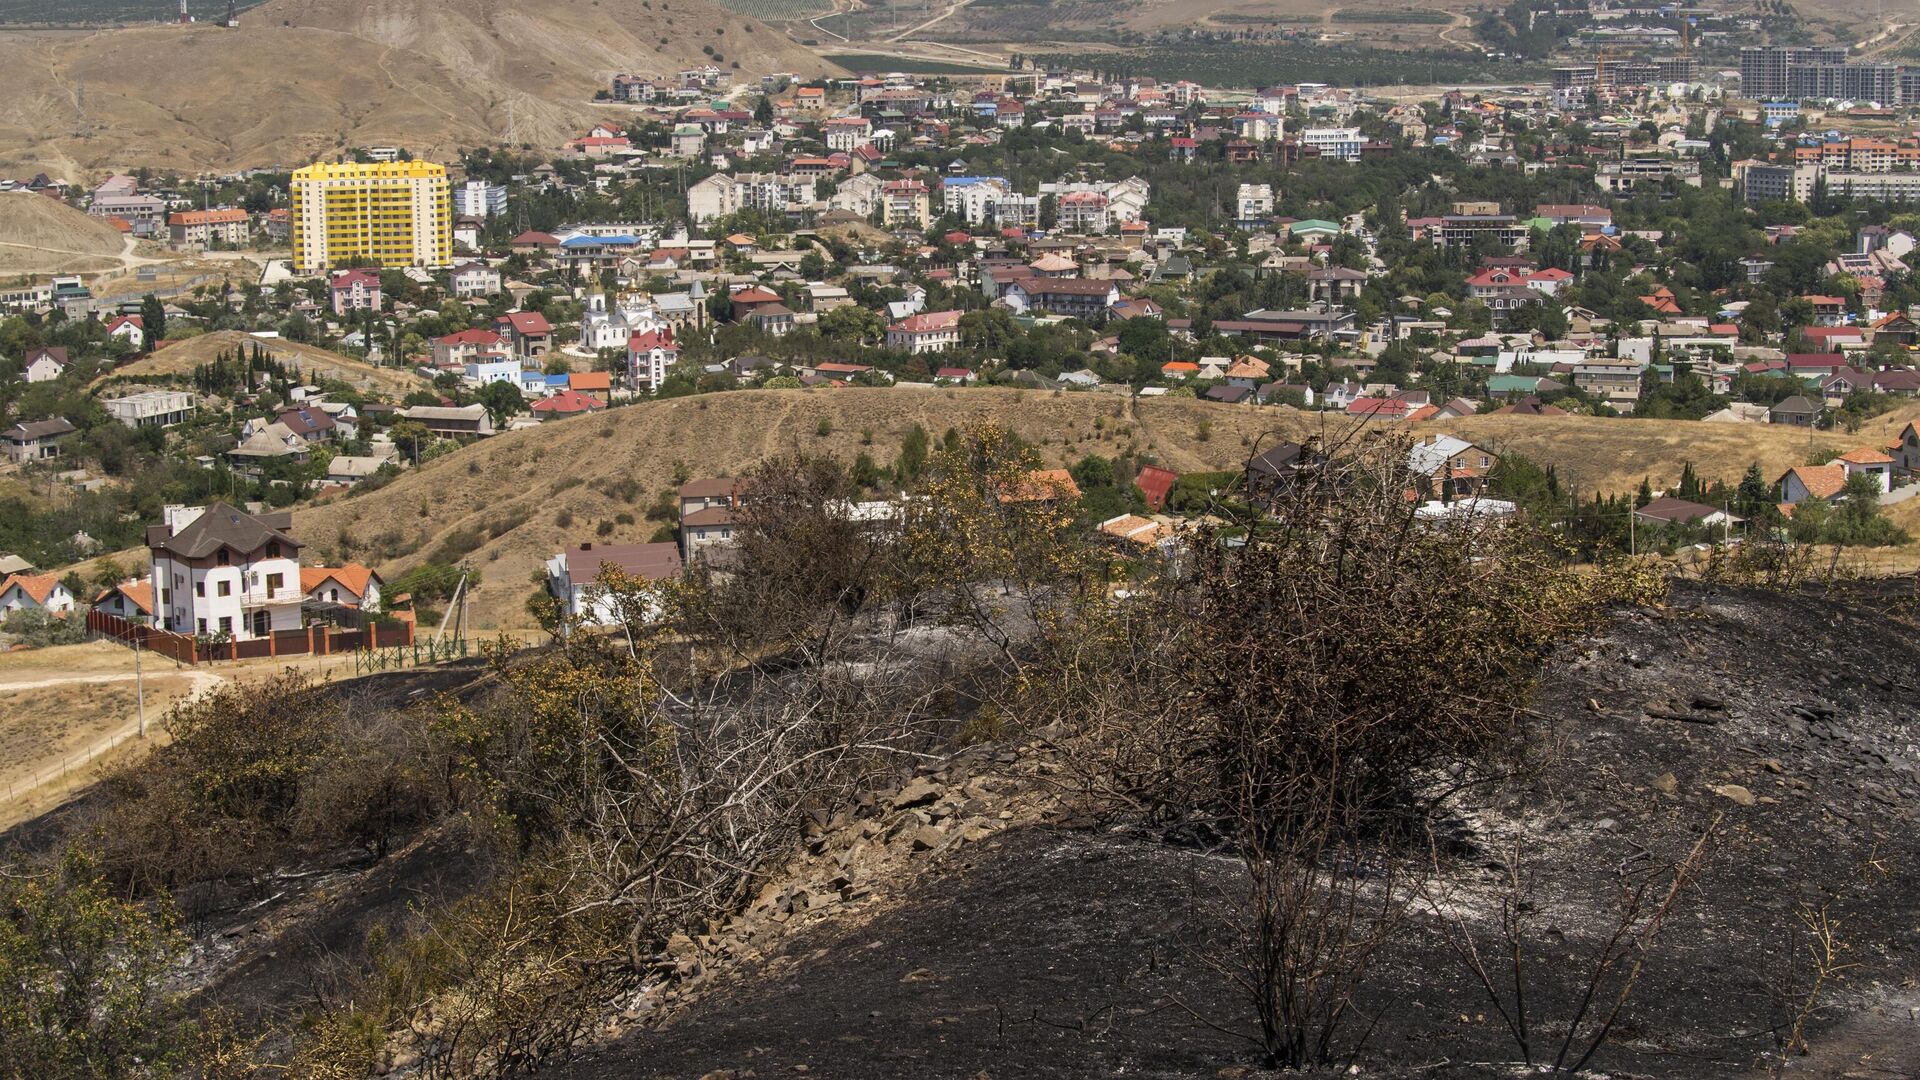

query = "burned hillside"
[2,429,1917,1079]
[558,579,1920,1079]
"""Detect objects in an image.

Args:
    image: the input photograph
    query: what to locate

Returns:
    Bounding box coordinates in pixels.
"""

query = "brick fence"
[87,610,413,665]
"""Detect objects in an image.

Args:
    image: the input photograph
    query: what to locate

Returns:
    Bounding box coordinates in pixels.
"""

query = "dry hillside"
[100,330,427,397]
[0,190,126,274]
[0,0,835,176]
[286,387,1920,629]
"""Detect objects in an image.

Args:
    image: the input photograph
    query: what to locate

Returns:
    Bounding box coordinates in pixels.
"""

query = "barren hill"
[287,387,1920,629]
[101,330,427,397]
[0,0,835,176]
[0,189,127,274]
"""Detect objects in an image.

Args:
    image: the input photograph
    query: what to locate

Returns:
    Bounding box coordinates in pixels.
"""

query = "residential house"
[147,503,303,640]
[22,346,68,383]
[0,572,75,617]
[276,406,339,443]
[495,311,554,362]
[434,328,505,367]
[1,418,76,463]
[92,580,155,620]
[168,208,250,247]
[1001,278,1121,321]
[1571,359,1644,412]
[1135,465,1178,510]
[105,314,146,350]
[886,309,964,354]
[1835,447,1894,493]
[627,329,679,390]
[1244,440,1316,504]
[329,269,382,316]
[1634,497,1739,529]
[1776,463,1847,505]
[1408,434,1498,498]
[545,541,684,627]
[104,390,195,428]
[398,404,495,438]
[450,262,503,299]
[1890,422,1920,474]
[531,389,604,421]
[1769,395,1822,427]
[301,564,383,615]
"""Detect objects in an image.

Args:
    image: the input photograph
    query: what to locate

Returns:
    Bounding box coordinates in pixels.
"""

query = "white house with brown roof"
[147,502,303,640]
[545,541,683,627]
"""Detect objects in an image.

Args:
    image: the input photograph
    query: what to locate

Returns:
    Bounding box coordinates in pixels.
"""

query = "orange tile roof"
[1784,464,1847,500]
[92,580,154,615]
[300,563,377,598]
[1001,469,1082,504]
[1837,447,1893,465]
[0,572,61,605]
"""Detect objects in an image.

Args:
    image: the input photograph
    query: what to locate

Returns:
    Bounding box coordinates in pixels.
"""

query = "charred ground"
[554,579,1920,1079]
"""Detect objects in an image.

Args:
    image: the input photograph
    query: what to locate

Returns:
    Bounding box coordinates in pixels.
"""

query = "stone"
[1711,783,1755,807]
[909,825,947,851]
[891,777,942,810]
[1652,772,1678,794]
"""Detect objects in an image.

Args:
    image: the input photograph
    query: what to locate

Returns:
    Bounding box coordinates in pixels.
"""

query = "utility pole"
[134,629,146,737]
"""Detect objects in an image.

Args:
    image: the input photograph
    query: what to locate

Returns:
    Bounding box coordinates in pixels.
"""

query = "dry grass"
[0,190,125,274]
[0,0,837,175]
[283,388,1920,629]
[103,329,429,397]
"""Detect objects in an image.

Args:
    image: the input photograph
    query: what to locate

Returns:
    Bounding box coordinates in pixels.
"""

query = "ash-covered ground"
[558,581,1920,1079]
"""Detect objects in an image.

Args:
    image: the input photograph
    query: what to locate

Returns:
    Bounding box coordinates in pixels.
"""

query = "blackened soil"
[560,580,1920,1079]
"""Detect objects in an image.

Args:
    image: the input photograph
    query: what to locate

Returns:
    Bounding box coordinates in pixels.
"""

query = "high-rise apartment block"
[290,160,453,274]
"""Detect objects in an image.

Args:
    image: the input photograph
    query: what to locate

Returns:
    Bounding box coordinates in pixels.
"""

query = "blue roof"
[545,373,570,386]
[944,176,1009,187]
[561,234,638,248]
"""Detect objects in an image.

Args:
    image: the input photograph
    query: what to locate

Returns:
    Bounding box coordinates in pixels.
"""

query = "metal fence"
[352,637,471,676]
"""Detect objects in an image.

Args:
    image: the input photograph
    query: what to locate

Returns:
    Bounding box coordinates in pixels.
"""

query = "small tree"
[139,293,167,345]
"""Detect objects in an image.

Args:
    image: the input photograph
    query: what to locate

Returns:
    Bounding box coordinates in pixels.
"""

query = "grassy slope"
[287,388,1920,629]
[0,0,835,175]
[99,330,428,397]
[0,191,125,274]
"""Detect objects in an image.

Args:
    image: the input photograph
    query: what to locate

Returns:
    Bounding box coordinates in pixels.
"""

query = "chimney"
[580,542,593,551]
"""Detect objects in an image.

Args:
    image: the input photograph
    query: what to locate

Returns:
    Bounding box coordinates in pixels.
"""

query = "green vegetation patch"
[825,52,1006,74]
[0,0,264,24]
[1035,41,1540,87]
[1330,8,1455,24]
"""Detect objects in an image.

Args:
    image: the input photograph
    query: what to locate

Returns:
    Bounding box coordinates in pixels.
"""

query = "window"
[267,572,283,597]
[267,542,281,558]
[217,549,230,566]
[217,580,231,597]
[219,617,232,635]
[195,581,205,597]
[197,618,207,634]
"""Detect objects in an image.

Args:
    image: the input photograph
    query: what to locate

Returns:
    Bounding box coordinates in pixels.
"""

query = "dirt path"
[887,0,973,43]
[0,667,223,821]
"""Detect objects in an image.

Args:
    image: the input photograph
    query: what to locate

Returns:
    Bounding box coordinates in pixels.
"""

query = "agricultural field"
[0,0,265,24]
[826,51,1008,73]
[1035,40,1540,87]
[1330,8,1456,24]
[709,0,832,20]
